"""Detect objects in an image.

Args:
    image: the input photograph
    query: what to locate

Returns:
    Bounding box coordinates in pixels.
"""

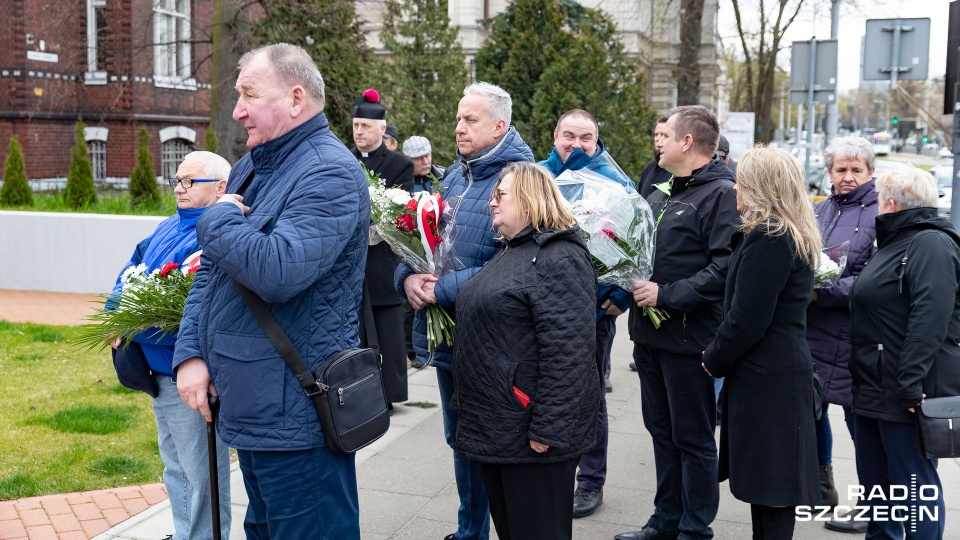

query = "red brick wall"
[0,0,213,181]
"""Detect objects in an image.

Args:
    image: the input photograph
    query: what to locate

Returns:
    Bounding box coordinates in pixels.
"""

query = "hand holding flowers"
[73,252,202,350]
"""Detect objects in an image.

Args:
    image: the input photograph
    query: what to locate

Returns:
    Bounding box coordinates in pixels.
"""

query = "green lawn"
[0,320,164,500]
[0,191,177,216]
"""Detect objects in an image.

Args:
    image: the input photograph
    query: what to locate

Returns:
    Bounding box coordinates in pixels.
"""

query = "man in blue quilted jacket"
[539,109,634,520]
[173,43,370,539]
[396,82,534,540]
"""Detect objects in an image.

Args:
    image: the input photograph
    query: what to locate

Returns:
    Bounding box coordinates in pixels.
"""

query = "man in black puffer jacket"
[619,106,739,540]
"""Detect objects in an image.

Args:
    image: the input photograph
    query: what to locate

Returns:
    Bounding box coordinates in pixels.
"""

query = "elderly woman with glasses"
[453,162,599,540]
[805,136,879,530]
[848,168,960,540]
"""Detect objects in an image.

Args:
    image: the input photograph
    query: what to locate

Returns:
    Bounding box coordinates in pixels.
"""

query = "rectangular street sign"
[863,18,930,81]
[789,39,838,105]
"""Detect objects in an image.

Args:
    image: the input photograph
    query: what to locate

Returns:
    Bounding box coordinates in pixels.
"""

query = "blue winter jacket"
[173,113,370,451]
[395,127,534,370]
[112,207,207,377]
[539,141,634,318]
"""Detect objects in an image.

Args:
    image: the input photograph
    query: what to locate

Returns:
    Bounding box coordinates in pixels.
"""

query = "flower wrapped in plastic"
[555,168,668,327]
[368,175,454,357]
[814,240,850,288]
[72,252,202,350]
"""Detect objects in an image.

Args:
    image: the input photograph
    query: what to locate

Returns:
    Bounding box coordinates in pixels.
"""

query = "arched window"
[161,139,192,180]
[84,127,108,183]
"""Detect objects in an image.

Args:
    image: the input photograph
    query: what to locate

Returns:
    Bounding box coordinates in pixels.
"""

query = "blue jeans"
[437,366,491,540]
[576,315,615,492]
[815,403,856,465]
[634,345,718,540]
[153,376,231,540]
[854,415,944,540]
[238,446,359,539]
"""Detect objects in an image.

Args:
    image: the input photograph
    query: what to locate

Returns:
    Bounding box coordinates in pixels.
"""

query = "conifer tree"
[1,135,33,206]
[129,127,160,208]
[377,0,468,166]
[204,128,218,154]
[476,0,656,179]
[250,0,374,142]
[64,123,97,209]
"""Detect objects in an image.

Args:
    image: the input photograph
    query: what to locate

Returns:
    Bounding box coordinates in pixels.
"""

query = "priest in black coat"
[350,89,415,406]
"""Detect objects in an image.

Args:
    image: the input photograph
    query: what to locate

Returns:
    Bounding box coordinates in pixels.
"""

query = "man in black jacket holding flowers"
[620,106,739,540]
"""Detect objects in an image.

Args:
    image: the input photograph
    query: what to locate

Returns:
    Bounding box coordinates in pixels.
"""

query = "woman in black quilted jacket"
[454,161,600,540]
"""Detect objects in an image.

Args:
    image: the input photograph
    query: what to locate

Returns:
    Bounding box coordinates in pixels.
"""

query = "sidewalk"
[2,290,959,539]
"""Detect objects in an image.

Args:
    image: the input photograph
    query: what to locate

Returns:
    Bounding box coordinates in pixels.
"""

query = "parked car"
[931,165,955,215]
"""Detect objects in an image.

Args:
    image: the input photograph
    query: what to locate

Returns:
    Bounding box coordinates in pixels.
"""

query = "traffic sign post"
[863,18,931,89]
[789,39,838,175]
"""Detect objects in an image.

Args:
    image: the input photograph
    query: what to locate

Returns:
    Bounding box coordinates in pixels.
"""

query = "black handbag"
[235,281,390,454]
[111,341,159,398]
[813,370,825,421]
[915,395,960,459]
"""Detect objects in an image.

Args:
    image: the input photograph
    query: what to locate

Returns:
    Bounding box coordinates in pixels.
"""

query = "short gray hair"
[464,82,512,126]
[239,43,325,107]
[183,151,231,181]
[876,168,938,210]
[824,136,876,173]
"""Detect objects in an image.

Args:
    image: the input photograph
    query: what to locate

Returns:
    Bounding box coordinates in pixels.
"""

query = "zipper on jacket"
[682,313,687,341]
[898,252,908,294]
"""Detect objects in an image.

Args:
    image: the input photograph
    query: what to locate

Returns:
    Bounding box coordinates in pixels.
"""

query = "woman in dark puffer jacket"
[454,162,599,540]
[805,136,877,531]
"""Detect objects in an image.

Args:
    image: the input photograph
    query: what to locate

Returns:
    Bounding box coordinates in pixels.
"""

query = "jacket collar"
[175,206,207,231]
[875,206,947,248]
[249,113,328,175]
[830,179,878,205]
[541,139,606,176]
[670,156,732,195]
[455,127,534,180]
[351,141,389,170]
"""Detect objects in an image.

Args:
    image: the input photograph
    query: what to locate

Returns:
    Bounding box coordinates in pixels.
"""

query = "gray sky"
[718,0,952,91]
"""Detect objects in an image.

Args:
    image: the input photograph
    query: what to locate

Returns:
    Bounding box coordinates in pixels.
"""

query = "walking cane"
[206,395,222,540]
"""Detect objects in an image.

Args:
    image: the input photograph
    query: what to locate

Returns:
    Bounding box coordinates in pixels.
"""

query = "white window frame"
[85,0,108,85]
[84,128,109,183]
[153,0,196,90]
[161,138,193,180]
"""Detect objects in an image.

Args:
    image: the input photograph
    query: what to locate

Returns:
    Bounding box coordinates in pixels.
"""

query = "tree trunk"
[210,0,251,163]
[676,0,704,106]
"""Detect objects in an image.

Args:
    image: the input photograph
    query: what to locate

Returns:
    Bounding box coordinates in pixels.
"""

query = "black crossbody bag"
[235,281,390,454]
[231,169,389,454]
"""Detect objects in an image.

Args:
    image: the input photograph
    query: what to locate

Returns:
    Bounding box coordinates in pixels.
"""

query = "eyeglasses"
[168,178,219,189]
[489,189,509,202]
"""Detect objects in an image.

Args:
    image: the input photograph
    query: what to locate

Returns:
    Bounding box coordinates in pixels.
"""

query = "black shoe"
[573,488,603,518]
[443,535,456,540]
[614,526,679,540]
[629,361,637,371]
[604,379,613,393]
[411,358,425,369]
[824,510,869,533]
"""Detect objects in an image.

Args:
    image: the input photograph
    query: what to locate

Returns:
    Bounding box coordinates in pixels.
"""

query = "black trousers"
[750,505,796,540]
[372,303,407,403]
[478,458,578,540]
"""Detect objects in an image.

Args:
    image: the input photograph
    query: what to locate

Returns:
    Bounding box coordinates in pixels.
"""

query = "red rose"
[598,229,617,240]
[159,261,179,278]
[396,213,416,232]
[405,199,419,211]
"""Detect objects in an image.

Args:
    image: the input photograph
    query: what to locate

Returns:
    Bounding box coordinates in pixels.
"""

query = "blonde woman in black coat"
[454,162,599,540]
[702,147,822,539]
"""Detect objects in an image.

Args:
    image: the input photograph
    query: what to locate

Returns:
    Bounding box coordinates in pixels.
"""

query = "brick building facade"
[0,0,213,186]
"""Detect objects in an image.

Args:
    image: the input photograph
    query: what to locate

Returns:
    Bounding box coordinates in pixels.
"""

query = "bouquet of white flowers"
[814,240,850,288]
[555,168,667,327]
